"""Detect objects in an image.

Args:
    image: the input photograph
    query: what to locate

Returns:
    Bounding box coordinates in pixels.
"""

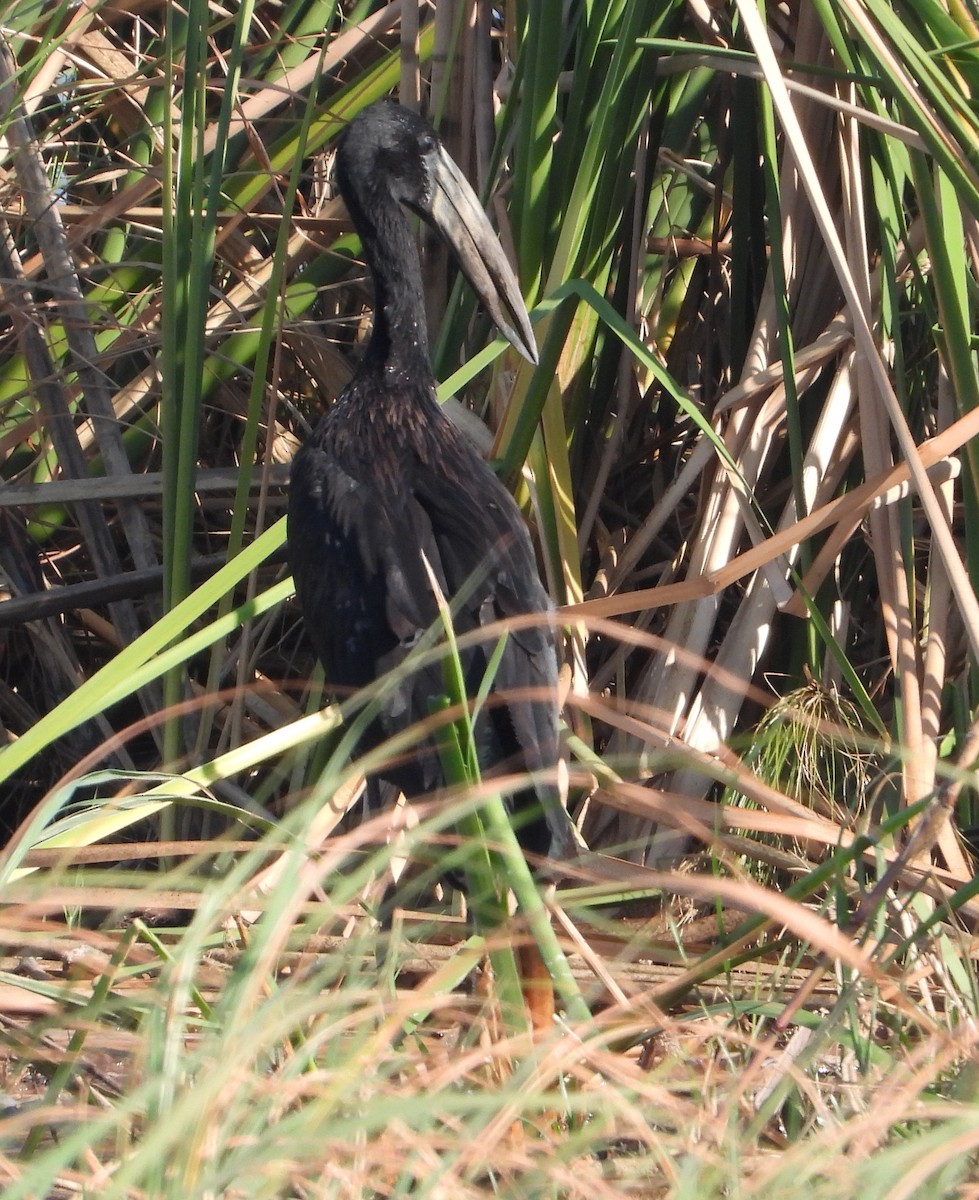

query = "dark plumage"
[288,100,576,865]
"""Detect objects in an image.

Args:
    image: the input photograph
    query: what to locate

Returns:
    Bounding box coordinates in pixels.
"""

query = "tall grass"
[2,0,979,1195]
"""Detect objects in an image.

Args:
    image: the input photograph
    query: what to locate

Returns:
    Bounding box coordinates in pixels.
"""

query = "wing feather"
[288,397,575,859]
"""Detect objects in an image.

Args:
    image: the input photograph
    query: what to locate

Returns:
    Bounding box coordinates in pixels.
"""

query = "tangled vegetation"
[2,1,979,1196]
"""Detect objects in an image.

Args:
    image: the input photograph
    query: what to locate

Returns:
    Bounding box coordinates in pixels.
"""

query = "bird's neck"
[353,197,433,384]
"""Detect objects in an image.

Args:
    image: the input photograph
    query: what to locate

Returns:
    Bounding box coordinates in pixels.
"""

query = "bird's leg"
[517,935,556,1040]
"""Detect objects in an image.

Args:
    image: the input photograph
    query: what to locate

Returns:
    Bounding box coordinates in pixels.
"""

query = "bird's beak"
[424,147,539,366]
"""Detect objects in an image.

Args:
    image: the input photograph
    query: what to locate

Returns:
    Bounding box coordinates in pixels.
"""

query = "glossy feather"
[288,101,576,864]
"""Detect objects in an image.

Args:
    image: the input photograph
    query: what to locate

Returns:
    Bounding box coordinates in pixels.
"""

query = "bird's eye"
[418,132,437,156]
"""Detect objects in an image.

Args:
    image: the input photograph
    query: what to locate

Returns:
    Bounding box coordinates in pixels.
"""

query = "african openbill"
[288,100,577,881]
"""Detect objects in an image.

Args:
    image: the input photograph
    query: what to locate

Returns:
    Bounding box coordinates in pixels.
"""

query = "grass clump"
[3,0,979,1195]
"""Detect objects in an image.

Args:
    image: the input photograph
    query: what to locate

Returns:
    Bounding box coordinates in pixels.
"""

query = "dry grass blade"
[2,3,979,1196]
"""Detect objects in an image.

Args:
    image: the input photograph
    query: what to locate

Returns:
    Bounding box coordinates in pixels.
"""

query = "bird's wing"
[406,439,578,860]
[289,447,450,795]
[289,423,575,857]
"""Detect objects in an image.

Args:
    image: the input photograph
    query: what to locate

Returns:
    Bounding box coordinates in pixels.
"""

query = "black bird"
[288,100,577,869]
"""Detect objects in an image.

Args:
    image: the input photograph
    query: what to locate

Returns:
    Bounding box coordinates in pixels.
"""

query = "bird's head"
[334,101,539,366]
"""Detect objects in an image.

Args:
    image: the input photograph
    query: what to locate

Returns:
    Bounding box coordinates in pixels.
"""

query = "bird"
[287,100,579,883]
